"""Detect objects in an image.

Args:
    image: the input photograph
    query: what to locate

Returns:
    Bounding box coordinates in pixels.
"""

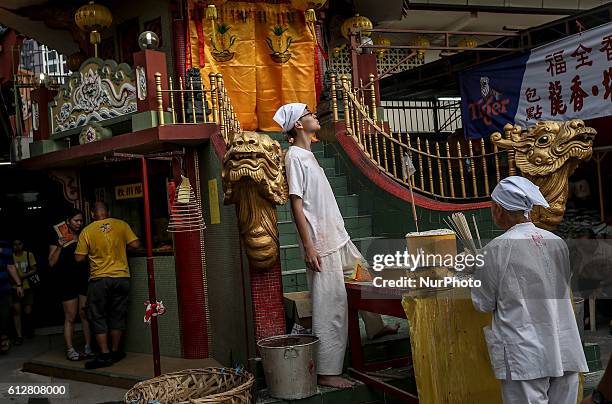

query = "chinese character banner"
[460,21,612,139]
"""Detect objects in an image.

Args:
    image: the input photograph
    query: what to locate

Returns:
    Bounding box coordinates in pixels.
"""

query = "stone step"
[278,215,372,246]
[279,237,384,290]
[276,194,360,221]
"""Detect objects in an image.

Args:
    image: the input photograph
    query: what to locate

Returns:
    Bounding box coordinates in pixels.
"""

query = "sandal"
[66,347,81,361]
[0,336,10,355]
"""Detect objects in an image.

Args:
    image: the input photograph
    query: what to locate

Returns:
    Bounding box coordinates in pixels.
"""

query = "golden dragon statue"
[222,131,289,270]
[491,119,596,229]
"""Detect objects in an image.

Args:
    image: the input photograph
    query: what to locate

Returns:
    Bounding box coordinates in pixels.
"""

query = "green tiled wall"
[124,256,181,357]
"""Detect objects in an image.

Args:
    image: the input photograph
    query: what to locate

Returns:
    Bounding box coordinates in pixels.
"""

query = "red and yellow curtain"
[187,1,316,131]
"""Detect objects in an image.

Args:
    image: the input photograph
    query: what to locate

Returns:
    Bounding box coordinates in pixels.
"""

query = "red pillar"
[133,49,169,112]
[249,257,286,343]
[31,86,57,141]
[172,152,210,358]
[355,53,380,105]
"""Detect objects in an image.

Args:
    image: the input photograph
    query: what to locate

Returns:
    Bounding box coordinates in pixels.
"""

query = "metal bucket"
[257,334,319,400]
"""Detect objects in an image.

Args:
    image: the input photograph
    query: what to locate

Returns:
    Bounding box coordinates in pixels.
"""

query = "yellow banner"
[188,1,316,131]
[208,178,221,224]
[115,183,143,200]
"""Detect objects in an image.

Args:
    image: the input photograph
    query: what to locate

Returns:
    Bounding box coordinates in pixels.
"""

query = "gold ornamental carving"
[266,25,293,63]
[491,119,596,229]
[222,131,289,270]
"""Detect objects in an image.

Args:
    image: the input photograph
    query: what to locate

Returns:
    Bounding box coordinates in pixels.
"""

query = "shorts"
[11,288,34,306]
[87,277,130,334]
[58,270,89,302]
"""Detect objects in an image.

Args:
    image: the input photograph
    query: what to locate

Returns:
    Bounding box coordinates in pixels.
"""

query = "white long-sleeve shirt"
[472,222,588,380]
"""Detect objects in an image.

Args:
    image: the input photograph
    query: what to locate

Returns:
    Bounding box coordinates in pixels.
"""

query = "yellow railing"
[330,73,515,200]
[154,72,241,145]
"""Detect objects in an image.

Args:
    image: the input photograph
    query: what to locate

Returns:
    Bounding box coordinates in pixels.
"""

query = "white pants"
[501,372,579,404]
[306,240,385,375]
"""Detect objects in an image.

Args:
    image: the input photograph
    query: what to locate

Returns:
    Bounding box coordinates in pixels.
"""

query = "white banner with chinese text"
[515,22,612,127]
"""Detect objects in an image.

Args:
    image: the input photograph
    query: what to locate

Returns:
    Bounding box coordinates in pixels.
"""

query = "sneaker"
[111,350,126,363]
[85,353,113,369]
[66,347,81,361]
[13,337,23,346]
[82,345,95,359]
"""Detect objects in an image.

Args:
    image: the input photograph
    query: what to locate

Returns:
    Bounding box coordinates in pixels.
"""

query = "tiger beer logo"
[468,76,511,125]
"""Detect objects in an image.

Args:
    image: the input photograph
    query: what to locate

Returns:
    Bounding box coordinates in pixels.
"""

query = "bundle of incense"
[444,213,479,253]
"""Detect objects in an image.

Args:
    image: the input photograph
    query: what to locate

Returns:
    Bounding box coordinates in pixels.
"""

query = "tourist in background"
[11,238,37,344]
[0,239,23,354]
[49,209,93,361]
[75,202,140,369]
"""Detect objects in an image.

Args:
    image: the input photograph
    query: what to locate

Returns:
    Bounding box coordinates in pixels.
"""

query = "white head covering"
[273,103,307,133]
[491,176,550,219]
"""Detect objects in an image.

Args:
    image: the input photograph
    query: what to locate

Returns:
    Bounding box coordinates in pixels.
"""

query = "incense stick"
[472,214,482,249]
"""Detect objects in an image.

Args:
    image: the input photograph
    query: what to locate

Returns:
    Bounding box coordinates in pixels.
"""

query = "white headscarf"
[491,176,550,219]
[273,103,307,133]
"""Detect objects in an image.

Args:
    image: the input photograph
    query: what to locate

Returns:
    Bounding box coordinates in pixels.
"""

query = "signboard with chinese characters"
[460,21,612,139]
[115,183,143,200]
[515,22,612,127]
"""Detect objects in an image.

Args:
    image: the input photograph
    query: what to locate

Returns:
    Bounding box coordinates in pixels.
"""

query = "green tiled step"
[317,157,336,169]
[280,237,384,292]
[277,195,360,221]
[278,215,372,246]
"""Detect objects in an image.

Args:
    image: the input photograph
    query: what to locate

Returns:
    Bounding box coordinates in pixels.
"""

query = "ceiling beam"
[404,3,578,16]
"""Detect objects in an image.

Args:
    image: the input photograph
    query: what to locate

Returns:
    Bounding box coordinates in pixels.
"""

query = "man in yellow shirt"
[75,202,140,369]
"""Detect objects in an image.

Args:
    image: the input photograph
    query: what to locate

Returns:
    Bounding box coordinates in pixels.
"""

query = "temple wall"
[124,255,182,357]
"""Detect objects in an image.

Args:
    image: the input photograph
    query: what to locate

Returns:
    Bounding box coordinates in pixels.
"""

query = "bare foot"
[372,323,400,340]
[318,375,354,388]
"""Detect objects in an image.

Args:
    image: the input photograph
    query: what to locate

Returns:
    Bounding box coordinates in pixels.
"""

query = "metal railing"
[154,72,241,145]
[382,99,462,134]
[330,73,516,201]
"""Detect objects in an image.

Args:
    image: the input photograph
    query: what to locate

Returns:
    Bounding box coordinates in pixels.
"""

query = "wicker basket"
[124,367,254,403]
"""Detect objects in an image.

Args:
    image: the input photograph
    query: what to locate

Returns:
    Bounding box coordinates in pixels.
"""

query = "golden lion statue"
[491,119,596,229]
[222,131,289,270]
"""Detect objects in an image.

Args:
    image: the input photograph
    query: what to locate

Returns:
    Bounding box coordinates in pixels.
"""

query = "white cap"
[273,103,307,133]
[491,176,550,219]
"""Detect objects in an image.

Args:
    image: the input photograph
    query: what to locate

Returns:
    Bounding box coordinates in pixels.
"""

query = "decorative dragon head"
[491,119,597,229]
[491,119,596,177]
[222,131,289,270]
[222,131,288,206]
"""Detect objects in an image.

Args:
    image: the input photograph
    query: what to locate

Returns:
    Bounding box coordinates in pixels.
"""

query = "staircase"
[269,134,379,292]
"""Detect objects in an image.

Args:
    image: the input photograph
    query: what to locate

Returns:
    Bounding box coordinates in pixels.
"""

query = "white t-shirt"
[285,146,349,257]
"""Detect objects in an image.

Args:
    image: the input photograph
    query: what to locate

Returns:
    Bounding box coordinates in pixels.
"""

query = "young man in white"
[274,103,397,388]
[472,176,588,404]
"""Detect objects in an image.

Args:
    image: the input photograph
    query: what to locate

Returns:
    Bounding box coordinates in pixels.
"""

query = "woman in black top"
[48,209,92,361]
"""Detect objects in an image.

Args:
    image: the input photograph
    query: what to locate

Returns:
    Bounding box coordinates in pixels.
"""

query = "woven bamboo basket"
[124,367,254,404]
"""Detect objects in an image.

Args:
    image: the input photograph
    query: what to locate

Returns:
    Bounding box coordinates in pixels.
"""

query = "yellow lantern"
[411,35,430,59]
[373,36,391,56]
[458,37,478,49]
[341,14,373,41]
[289,0,327,11]
[74,1,112,58]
